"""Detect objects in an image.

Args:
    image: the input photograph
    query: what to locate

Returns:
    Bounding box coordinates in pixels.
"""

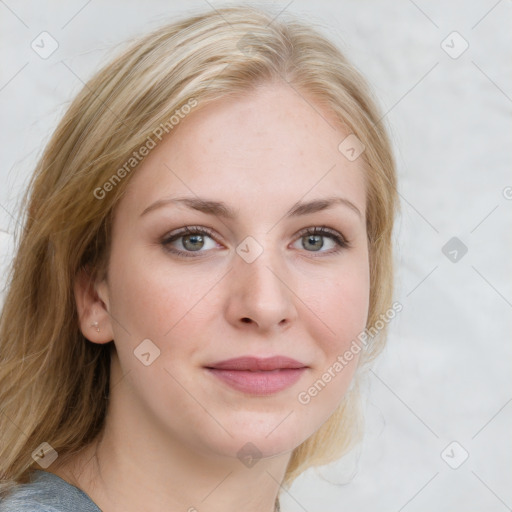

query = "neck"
[51,373,291,512]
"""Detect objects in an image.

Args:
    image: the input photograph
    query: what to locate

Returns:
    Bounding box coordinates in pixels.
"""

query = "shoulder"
[0,498,60,512]
[0,470,101,512]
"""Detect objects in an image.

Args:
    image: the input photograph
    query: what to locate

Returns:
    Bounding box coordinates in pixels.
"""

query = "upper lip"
[205,356,308,371]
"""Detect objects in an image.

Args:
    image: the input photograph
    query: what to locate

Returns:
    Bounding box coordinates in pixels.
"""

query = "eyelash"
[161,225,350,258]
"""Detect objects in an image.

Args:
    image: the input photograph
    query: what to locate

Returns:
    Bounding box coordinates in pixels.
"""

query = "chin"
[202,412,318,462]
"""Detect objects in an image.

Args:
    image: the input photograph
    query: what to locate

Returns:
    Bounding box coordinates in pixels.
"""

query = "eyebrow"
[140,195,363,220]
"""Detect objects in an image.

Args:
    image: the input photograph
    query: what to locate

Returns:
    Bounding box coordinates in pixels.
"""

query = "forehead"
[118,82,367,221]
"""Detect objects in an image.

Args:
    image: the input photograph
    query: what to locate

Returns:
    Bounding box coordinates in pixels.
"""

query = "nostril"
[241,318,251,323]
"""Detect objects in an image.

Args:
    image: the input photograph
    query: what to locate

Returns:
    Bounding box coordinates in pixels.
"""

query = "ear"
[74,265,114,344]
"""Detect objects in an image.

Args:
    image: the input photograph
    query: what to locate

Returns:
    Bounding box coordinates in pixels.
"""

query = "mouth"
[204,356,309,395]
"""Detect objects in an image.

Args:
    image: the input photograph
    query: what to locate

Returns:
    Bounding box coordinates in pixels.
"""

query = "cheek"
[107,241,208,338]
[333,271,370,340]
[299,256,370,352]
[105,247,212,399]
[294,265,369,413]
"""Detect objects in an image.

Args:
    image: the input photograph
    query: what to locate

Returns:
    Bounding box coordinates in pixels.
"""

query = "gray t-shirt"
[0,469,101,511]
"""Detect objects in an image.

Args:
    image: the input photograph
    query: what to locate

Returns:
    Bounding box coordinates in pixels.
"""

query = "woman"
[0,5,399,511]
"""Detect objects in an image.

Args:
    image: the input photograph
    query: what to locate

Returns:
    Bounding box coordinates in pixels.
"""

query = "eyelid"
[294,225,349,245]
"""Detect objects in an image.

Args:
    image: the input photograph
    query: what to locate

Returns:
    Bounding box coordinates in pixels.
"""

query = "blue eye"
[161,225,349,258]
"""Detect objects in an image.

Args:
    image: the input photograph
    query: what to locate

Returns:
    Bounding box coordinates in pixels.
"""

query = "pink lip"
[206,356,307,371]
[204,356,308,395]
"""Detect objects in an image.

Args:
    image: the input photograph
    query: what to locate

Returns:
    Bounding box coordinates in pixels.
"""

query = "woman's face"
[95,81,369,462]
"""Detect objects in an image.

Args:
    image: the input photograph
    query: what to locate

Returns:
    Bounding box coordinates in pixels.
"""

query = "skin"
[52,80,370,512]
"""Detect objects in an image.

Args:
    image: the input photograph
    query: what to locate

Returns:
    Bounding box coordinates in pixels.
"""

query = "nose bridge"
[230,232,297,326]
[236,234,287,298]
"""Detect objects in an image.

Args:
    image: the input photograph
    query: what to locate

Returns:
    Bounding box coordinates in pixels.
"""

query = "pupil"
[184,234,203,251]
[306,235,322,251]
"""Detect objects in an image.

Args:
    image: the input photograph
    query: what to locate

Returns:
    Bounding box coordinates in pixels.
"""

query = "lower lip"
[205,368,307,395]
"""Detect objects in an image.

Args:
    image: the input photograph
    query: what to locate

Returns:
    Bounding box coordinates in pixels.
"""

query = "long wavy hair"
[0,4,399,502]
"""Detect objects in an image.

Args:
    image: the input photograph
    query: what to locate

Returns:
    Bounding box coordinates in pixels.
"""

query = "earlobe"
[74,266,114,344]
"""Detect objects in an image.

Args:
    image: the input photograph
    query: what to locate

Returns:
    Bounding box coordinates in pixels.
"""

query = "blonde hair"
[0,4,399,500]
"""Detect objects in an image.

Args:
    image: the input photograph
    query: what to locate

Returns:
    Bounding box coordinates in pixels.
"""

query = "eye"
[292,226,350,255]
[161,225,350,258]
[161,226,219,258]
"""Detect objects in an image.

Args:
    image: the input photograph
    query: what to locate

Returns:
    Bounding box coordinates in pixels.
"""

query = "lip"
[204,356,308,395]
[205,356,307,371]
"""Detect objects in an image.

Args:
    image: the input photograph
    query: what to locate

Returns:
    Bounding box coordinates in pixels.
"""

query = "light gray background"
[1,1,511,510]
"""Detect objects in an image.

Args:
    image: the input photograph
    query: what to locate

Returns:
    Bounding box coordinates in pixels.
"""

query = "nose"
[225,245,298,333]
